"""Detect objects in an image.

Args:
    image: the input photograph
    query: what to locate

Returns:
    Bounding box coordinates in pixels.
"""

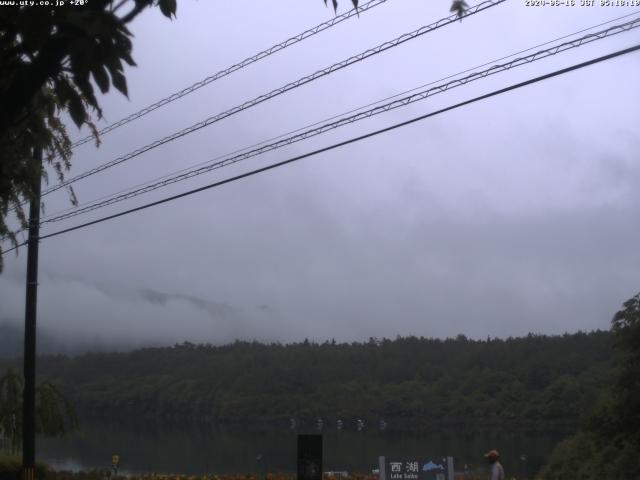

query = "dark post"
[22,147,42,480]
[297,434,322,480]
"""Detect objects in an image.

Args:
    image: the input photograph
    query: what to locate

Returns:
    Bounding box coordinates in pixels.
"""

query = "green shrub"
[0,455,48,480]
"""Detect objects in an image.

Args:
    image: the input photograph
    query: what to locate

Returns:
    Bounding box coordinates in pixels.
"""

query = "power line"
[41,10,640,222]
[3,42,636,255]
[70,0,391,150]
[39,17,640,225]
[39,0,505,198]
[9,1,392,216]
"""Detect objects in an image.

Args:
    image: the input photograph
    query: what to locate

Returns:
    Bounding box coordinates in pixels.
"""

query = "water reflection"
[37,419,570,478]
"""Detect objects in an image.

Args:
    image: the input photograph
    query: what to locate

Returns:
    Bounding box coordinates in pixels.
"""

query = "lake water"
[37,419,571,478]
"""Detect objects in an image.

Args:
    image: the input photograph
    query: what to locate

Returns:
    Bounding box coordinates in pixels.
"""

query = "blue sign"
[386,459,445,480]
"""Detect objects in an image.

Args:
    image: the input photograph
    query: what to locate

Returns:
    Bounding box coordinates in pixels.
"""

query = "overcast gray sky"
[1,0,639,349]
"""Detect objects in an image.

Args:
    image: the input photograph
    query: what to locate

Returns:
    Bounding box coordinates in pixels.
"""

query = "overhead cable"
[43,10,640,222]
[2,42,635,256]
[40,0,506,198]
[70,0,392,149]
[39,17,640,225]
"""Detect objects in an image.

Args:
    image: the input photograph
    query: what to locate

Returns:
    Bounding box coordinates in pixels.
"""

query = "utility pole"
[22,147,42,480]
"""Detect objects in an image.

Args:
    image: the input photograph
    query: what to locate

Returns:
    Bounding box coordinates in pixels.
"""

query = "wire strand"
[39,0,506,198]
[2,42,634,255]
[39,17,640,225]
[70,0,392,149]
[41,10,640,221]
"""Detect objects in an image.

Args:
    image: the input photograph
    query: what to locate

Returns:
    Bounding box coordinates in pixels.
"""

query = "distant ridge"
[5,330,615,429]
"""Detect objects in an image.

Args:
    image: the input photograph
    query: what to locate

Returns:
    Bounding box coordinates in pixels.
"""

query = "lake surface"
[37,419,571,478]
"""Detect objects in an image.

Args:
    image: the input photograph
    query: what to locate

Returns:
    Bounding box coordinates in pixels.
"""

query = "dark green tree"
[2,331,611,427]
[608,292,640,441]
[540,292,640,479]
[0,369,77,454]
[0,0,466,271]
[0,0,178,270]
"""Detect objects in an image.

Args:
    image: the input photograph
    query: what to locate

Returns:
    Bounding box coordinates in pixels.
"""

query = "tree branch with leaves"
[0,0,178,270]
[0,369,78,454]
[0,0,466,271]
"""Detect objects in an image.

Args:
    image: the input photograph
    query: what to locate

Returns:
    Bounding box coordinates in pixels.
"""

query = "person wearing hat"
[484,450,504,480]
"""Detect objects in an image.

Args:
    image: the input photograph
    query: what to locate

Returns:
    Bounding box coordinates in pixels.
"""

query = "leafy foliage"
[326,0,467,19]
[0,369,78,454]
[539,293,640,479]
[324,0,359,13]
[0,0,468,271]
[607,292,640,443]
[0,371,21,454]
[0,454,48,480]
[450,0,469,18]
[2,332,614,428]
[0,0,178,271]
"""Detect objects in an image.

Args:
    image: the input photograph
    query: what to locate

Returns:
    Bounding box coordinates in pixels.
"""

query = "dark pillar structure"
[22,147,42,480]
[297,434,323,480]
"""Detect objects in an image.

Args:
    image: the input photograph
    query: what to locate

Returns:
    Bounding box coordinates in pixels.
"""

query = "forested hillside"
[1,332,615,427]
